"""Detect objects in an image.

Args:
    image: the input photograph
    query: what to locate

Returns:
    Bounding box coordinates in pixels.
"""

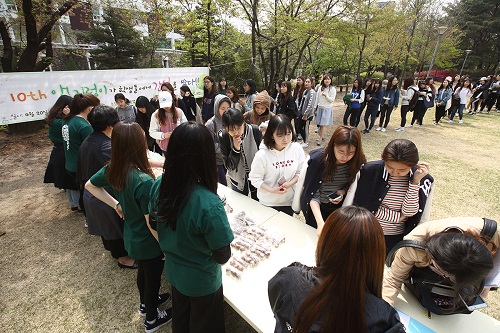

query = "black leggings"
[400,105,410,127]
[364,107,378,130]
[344,107,361,127]
[411,100,427,125]
[101,237,128,259]
[137,255,164,321]
[379,105,394,128]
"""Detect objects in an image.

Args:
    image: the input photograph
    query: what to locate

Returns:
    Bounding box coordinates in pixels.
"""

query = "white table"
[217,184,279,226]
[220,193,500,333]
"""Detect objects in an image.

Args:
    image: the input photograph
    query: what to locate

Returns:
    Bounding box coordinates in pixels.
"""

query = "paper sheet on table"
[396,310,436,333]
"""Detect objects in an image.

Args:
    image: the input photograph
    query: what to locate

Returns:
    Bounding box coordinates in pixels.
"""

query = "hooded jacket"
[206,94,231,165]
[244,90,274,126]
[248,141,305,207]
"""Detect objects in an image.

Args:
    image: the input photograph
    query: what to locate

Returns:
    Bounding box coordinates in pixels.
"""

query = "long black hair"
[156,122,217,230]
[45,95,73,125]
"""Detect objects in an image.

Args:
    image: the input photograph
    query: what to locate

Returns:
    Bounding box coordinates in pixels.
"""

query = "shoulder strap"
[251,124,261,147]
[386,239,427,267]
[481,218,497,239]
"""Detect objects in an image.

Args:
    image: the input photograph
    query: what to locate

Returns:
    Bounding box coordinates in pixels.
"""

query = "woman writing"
[344,139,434,253]
[149,91,187,154]
[269,206,404,333]
[149,122,234,333]
[85,122,172,332]
[292,126,366,235]
[383,217,499,307]
[249,115,305,216]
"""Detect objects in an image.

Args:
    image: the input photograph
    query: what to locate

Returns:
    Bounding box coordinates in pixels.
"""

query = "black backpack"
[386,218,497,315]
[408,88,419,111]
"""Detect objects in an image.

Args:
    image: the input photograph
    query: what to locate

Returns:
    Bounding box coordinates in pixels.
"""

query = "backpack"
[408,88,419,111]
[386,218,497,315]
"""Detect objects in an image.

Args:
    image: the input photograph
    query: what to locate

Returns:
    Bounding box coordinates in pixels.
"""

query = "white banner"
[0,67,209,125]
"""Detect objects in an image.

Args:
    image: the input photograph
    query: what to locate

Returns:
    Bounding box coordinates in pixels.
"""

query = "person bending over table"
[343,139,434,254]
[269,206,404,333]
[149,122,234,333]
[292,125,366,236]
[249,114,305,216]
[383,217,499,306]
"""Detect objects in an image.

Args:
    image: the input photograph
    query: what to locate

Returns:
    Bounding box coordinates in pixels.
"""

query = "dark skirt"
[43,144,78,190]
[83,189,124,240]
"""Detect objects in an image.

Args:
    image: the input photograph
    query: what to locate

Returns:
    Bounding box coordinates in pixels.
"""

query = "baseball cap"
[158,91,173,108]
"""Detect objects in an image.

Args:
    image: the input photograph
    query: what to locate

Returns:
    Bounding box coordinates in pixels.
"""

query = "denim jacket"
[435,87,452,105]
[381,88,400,108]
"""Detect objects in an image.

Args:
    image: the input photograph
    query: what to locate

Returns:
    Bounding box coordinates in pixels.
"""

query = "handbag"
[424,95,435,109]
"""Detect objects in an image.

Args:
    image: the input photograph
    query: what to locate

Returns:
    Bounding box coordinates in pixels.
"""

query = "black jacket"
[277,95,298,120]
[268,262,405,333]
[352,160,434,235]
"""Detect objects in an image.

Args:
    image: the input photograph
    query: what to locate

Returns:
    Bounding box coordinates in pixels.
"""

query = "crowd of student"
[42,73,499,333]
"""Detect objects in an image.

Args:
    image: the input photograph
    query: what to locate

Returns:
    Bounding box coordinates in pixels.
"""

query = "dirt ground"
[1,97,499,332]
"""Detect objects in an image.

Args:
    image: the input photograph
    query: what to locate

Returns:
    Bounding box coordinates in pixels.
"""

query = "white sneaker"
[381,128,386,132]
[447,120,453,123]
[459,120,463,124]
[418,125,423,128]
[432,122,437,126]
[395,127,404,132]
[375,127,382,131]
[300,142,309,148]
[406,125,413,128]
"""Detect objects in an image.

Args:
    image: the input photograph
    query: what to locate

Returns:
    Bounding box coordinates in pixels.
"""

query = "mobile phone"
[277,176,286,186]
[459,294,488,311]
[328,192,342,201]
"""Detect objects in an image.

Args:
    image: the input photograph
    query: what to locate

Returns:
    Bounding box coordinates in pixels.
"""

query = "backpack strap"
[386,240,427,267]
[481,218,497,240]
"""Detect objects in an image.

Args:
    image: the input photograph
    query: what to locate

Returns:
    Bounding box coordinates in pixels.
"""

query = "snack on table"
[226,266,241,279]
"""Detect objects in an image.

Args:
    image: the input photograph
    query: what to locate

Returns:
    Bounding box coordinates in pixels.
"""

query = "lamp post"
[459,50,472,77]
[426,26,447,78]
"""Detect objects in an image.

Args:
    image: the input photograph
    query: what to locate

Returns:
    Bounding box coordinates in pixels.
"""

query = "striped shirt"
[312,164,350,204]
[376,176,419,235]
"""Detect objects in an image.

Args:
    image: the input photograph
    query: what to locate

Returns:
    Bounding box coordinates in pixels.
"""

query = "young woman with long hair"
[44,95,79,211]
[355,78,372,127]
[249,115,305,216]
[296,77,316,148]
[344,139,434,254]
[85,122,172,332]
[343,78,364,127]
[149,122,234,333]
[269,206,404,333]
[135,96,156,151]
[395,78,417,132]
[179,85,198,122]
[206,94,232,186]
[149,91,187,154]
[292,76,306,137]
[240,79,258,112]
[276,81,297,121]
[362,78,382,134]
[383,216,499,308]
[162,82,188,117]
[448,78,472,124]
[293,126,366,235]
[114,93,137,123]
[219,77,227,95]
[226,85,243,112]
[376,76,400,132]
[313,74,336,145]
[202,75,218,122]
[410,80,432,128]
[433,79,453,125]
[62,93,100,212]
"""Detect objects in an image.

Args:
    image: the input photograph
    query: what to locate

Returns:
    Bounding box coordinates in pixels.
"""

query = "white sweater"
[249,142,305,207]
[314,85,336,108]
[149,108,187,140]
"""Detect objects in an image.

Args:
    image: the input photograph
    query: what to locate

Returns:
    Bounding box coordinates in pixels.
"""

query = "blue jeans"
[66,189,80,207]
[450,104,465,120]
